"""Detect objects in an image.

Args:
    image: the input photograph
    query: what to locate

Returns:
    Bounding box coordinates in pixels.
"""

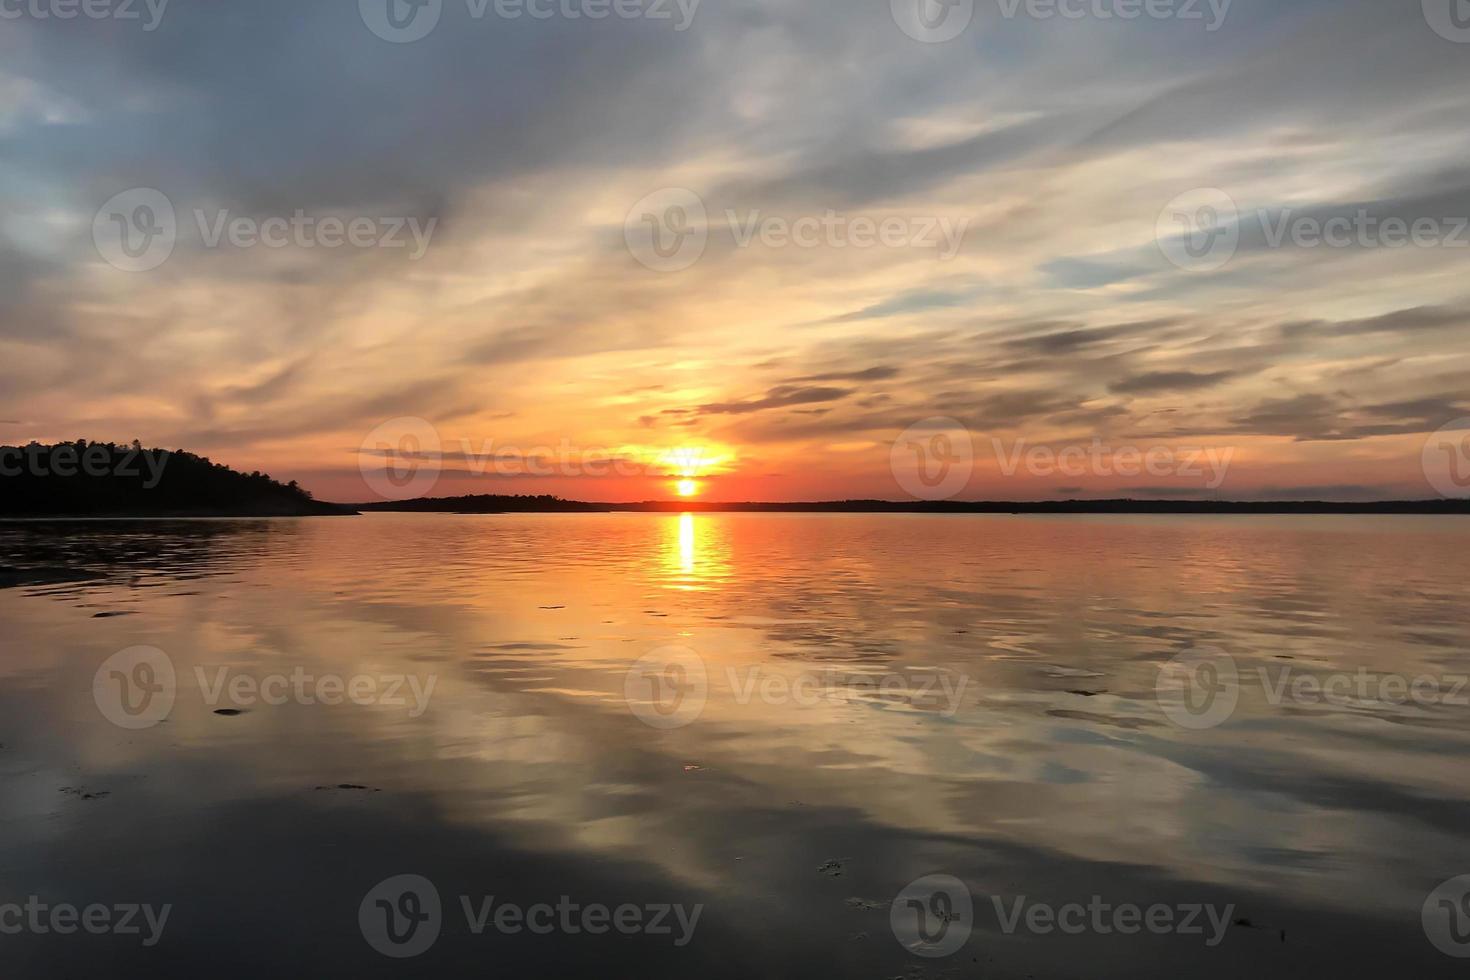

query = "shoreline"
[6,500,1469,520]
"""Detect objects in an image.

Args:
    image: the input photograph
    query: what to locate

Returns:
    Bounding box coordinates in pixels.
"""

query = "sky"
[2,0,1469,502]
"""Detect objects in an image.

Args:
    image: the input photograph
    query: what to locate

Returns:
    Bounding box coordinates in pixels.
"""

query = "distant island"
[357,494,607,514]
[0,441,352,517]
[360,495,1470,515]
[4,443,1468,517]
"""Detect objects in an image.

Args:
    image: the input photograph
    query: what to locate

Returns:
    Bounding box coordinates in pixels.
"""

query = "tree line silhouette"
[0,441,349,517]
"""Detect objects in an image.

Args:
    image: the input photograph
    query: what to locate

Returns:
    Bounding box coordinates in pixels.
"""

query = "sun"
[676,479,700,497]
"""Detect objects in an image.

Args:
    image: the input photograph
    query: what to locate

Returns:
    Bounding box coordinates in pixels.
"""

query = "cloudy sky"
[2,0,1469,501]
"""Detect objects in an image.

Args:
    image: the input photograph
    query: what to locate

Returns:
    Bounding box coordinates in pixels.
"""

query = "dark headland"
[0,442,352,518]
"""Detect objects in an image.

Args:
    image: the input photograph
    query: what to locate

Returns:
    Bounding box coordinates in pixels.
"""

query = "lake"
[2,513,1469,977]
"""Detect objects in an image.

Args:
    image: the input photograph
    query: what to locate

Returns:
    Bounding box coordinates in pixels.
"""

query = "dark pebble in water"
[1066,690,1107,698]
[91,611,135,619]
[60,788,110,801]
[213,708,247,716]
[316,784,380,792]
[817,859,848,877]
[539,605,566,610]
[844,898,889,912]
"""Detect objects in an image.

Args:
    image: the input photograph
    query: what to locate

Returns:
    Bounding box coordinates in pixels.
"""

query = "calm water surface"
[2,513,1469,977]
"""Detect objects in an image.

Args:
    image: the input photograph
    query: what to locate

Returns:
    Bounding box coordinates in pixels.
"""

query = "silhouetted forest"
[0,442,352,517]
[357,494,605,513]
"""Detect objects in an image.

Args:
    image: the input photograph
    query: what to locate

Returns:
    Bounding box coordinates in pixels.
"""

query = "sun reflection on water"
[663,512,729,591]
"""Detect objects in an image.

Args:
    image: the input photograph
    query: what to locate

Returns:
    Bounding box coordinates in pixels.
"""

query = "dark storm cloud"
[1109,370,1236,395]
[782,366,900,384]
[1229,393,1470,442]
[697,385,855,416]
[1000,319,1180,357]
[1282,305,1469,339]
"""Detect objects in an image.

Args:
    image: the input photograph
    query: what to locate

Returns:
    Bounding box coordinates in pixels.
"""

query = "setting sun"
[676,479,700,497]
